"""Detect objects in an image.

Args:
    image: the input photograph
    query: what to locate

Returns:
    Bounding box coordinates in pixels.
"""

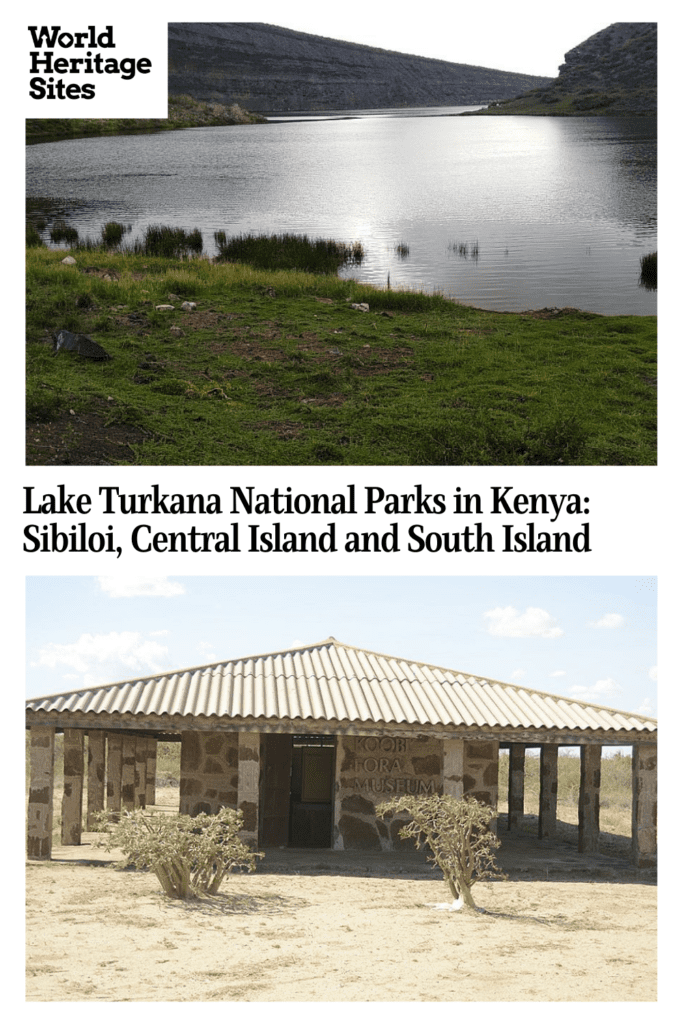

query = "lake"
[26,108,657,315]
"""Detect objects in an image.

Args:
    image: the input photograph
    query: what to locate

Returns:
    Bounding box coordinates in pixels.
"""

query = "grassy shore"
[465,87,656,117]
[26,247,656,466]
[25,95,267,141]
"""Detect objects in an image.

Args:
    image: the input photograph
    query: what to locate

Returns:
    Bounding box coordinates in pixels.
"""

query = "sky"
[266,12,604,78]
[179,2,657,78]
[26,576,657,723]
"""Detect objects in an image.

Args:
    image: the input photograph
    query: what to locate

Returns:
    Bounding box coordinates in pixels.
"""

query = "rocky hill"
[473,23,657,116]
[168,22,552,111]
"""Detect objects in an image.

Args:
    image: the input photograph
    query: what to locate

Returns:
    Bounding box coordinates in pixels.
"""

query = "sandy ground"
[26,835,656,1002]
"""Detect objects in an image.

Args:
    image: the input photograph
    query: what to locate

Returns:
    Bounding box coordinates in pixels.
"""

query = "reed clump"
[449,240,480,260]
[133,224,204,258]
[50,220,79,244]
[26,223,44,247]
[640,251,657,290]
[101,221,128,246]
[214,231,365,273]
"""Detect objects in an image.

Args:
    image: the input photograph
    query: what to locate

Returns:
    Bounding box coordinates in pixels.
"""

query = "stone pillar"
[578,743,601,853]
[106,733,123,817]
[145,737,157,806]
[237,732,260,846]
[632,743,657,868]
[442,738,464,799]
[86,731,106,829]
[539,743,558,840]
[179,731,198,815]
[61,729,85,845]
[507,744,525,830]
[134,738,147,808]
[121,735,136,810]
[27,726,55,860]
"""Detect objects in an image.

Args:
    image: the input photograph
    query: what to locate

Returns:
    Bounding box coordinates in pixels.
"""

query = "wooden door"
[260,735,292,847]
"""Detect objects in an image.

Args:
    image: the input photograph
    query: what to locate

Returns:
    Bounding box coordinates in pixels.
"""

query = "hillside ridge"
[168,22,552,111]
[474,22,656,116]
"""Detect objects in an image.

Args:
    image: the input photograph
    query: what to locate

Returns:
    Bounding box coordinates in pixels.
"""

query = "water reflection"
[26,110,656,315]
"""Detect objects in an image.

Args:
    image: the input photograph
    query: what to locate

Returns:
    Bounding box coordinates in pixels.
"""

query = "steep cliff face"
[478,23,656,116]
[168,22,552,111]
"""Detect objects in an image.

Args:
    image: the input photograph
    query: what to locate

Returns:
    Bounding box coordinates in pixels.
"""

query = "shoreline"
[25,96,268,143]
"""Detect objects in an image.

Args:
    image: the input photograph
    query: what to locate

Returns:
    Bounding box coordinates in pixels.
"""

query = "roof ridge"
[25,636,657,725]
[319,639,658,723]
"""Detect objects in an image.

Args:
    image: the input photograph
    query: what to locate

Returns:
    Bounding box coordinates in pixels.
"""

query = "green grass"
[26,246,657,465]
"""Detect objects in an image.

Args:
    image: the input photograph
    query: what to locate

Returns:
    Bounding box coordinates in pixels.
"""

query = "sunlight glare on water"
[26,109,656,314]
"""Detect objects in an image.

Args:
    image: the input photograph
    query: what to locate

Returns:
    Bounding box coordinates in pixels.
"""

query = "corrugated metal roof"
[25,636,657,735]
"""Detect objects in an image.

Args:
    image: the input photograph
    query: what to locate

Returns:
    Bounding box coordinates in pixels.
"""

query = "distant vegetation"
[25,95,267,141]
[498,749,634,836]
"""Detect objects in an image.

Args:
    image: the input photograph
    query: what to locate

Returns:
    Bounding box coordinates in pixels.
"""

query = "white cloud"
[634,697,656,717]
[569,677,621,701]
[648,666,658,682]
[588,613,624,629]
[150,629,170,637]
[510,669,525,680]
[483,606,563,638]
[549,670,566,677]
[197,641,217,659]
[31,631,169,675]
[97,577,185,598]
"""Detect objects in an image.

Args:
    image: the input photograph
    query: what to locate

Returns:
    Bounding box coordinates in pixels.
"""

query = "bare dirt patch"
[26,841,656,1002]
[26,409,151,465]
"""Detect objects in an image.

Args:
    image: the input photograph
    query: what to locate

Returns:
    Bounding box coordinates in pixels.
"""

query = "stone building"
[26,637,657,867]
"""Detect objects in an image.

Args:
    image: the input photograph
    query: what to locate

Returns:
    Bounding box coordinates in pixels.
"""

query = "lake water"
[26,108,657,315]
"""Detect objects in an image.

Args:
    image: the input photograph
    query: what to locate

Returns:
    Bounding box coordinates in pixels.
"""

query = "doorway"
[260,734,336,848]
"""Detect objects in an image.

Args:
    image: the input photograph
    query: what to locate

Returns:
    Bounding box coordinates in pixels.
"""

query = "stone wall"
[463,740,499,806]
[334,735,442,851]
[179,730,239,816]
